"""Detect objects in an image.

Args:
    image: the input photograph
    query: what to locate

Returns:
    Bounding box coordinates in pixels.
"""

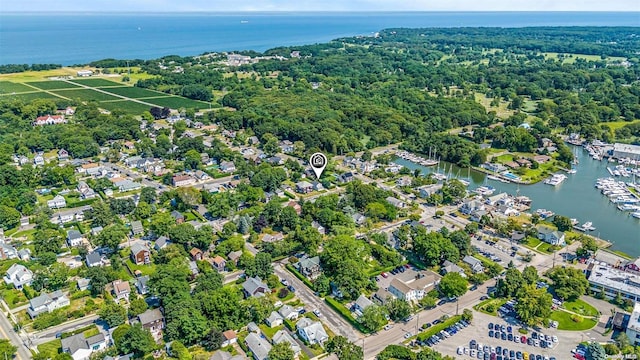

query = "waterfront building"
[626,302,640,346]
[612,143,640,160]
[588,265,640,302]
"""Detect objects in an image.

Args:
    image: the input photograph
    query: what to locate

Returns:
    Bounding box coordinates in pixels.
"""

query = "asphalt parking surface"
[429,311,584,359]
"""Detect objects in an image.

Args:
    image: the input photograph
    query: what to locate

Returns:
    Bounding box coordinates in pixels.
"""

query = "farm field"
[0,81,38,93]
[3,92,65,101]
[70,78,123,87]
[25,80,80,90]
[50,88,122,102]
[99,86,166,99]
[99,100,153,114]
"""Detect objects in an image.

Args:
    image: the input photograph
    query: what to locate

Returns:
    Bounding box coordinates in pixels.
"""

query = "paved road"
[274,265,360,343]
[30,314,100,346]
[0,307,31,359]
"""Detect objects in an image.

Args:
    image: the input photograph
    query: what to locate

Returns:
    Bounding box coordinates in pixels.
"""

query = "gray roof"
[242,277,269,297]
[247,322,259,332]
[171,210,184,219]
[86,252,102,265]
[131,243,148,256]
[298,256,321,271]
[137,308,164,326]
[210,351,244,360]
[245,333,271,360]
[61,332,105,355]
[155,236,169,249]
[442,260,464,274]
[266,311,283,325]
[135,276,150,291]
[463,255,483,268]
[29,293,52,309]
[130,220,143,234]
[278,305,296,318]
[67,230,82,240]
[355,294,374,311]
[272,330,301,354]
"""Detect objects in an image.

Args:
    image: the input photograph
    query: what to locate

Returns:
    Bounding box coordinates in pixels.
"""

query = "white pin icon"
[309,152,327,180]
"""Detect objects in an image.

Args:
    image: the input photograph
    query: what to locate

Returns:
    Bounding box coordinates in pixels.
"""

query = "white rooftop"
[628,302,640,332]
[588,265,640,297]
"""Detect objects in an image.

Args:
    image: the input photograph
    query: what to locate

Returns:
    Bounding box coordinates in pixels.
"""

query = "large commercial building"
[612,143,640,160]
[587,265,640,302]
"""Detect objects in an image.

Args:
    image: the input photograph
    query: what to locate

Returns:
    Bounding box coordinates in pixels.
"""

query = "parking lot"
[430,311,582,360]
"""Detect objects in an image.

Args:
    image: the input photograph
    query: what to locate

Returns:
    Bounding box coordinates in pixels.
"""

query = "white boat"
[487,175,501,181]
[567,169,577,174]
[632,212,640,219]
[618,204,640,212]
[474,186,496,196]
[544,174,567,186]
[581,222,596,231]
[458,179,470,187]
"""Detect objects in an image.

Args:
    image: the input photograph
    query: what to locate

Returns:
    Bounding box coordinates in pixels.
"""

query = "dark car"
[489,330,495,337]
[437,299,447,306]
[503,348,509,356]
[287,285,296,292]
[501,332,507,340]
[489,323,494,330]
[471,285,478,291]
[508,333,514,341]
[527,338,533,346]
[510,350,515,358]
[531,332,538,340]
[422,323,432,329]
[480,295,489,300]
[507,326,512,333]
[432,319,441,325]
[298,308,306,314]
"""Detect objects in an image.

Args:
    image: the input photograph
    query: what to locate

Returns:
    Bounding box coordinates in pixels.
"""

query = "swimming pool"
[502,172,520,180]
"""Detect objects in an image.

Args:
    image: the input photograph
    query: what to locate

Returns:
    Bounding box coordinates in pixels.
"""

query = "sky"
[4,0,640,12]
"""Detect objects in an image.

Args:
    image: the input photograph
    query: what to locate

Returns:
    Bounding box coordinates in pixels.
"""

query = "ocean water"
[1,12,639,65]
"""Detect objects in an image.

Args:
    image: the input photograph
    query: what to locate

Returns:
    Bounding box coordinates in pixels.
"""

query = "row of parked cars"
[458,340,558,360]
[489,322,558,349]
[416,319,470,347]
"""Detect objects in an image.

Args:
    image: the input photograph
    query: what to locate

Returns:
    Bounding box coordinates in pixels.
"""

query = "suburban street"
[0,310,32,360]
[30,314,100,346]
[274,264,361,343]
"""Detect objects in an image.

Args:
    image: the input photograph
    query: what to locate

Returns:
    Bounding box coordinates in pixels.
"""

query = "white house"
[353,294,374,317]
[27,290,70,318]
[220,161,236,173]
[296,318,328,345]
[460,200,485,215]
[462,255,484,273]
[272,329,301,356]
[265,311,283,328]
[387,271,441,302]
[4,263,33,289]
[245,333,271,360]
[67,230,84,247]
[47,195,67,209]
[537,226,566,246]
[61,332,106,360]
[277,305,299,321]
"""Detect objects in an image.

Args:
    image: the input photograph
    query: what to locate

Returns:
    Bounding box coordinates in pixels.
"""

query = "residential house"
[460,200,485,215]
[295,181,313,194]
[279,140,294,153]
[484,163,507,173]
[245,333,272,360]
[20,216,29,227]
[171,210,185,224]
[154,236,170,251]
[47,195,67,209]
[172,174,196,187]
[219,161,236,173]
[0,243,17,260]
[296,318,329,345]
[210,351,244,360]
[4,264,33,289]
[311,221,326,235]
[388,271,441,302]
[470,209,488,223]
[221,330,237,347]
[188,261,199,279]
[137,308,165,339]
[90,226,103,236]
[441,261,466,277]
[278,305,298,321]
[131,243,151,265]
[262,232,284,243]
[77,278,90,291]
[312,181,324,192]
[58,149,69,162]
[247,322,260,333]
[353,295,374,317]
[227,250,242,265]
[352,213,367,226]
[194,170,210,181]
[266,156,284,165]
[115,179,141,192]
[79,163,103,176]
[337,172,355,184]
[265,311,284,328]
[190,248,204,261]
[18,249,31,261]
[537,226,566,246]
[386,196,405,209]
[463,255,484,273]
[85,252,107,267]
[248,136,260,145]
[533,155,551,164]
[61,332,106,360]
[417,184,443,198]
[511,231,526,243]
[272,330,301,356]
[296,256,322,280]
[135,275,150,295]
[77,181,96,199]
[67,230,84,247]
[242,277,270,298]
[211,256,226,272]
[111,280,131,303]
[27,290,70,318]
[396,176,412,187]
[286,201,302,215]
[33,114,67,126]
[130,221,144,236]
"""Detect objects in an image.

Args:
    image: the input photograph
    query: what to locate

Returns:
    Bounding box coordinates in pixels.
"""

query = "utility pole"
[456,299,460,315]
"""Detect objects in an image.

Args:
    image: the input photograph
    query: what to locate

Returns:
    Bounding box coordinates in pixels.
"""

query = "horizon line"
[3,10,640,14]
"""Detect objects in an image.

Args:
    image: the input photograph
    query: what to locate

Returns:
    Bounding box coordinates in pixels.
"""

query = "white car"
[383,324,393,331]
[404,332,412,339]
[470,349,477,357]
[313,309,322,317]
[514,336,520,343]
[552,335,558,343]
[457,347,464,355]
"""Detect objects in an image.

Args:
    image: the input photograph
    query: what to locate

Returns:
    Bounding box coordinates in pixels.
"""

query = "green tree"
[385,298,412,322]
[587,342,607,360]
[552,215,573,232]
[170,340,192,360]
[202,327,224,351]
[128,298,149,317]
[117,323,156,358]
[438,272,468,299]
[268,342,295,360]
[514,285,553,326]
[326,336,364,360]
[546,266,589,301]
[0,205,20,229]
[134,201,153,219]
[140,187,157,204]
[95,224,128,250]
[0,339,17,360]
[361,305,388,332]
[99,302,127,327]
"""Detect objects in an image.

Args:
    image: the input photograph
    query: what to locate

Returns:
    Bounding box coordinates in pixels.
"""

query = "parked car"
[313,309,322,317]
[384,324,393,331]
[404,332,413,339]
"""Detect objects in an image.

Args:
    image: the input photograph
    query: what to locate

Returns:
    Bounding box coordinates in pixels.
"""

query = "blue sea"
[1,12,639,65]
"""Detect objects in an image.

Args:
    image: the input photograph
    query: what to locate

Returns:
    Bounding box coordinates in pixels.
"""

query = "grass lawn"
[543,52,626,64]
[474,298,508,316]
[1,288,29,309]
[259,324,285,339]
[125,259,156,276]
[10,229,36,240]
[51,88,122,102]
[0,67,97,82]
[99,85,166,98]
[562,299,599,317]
[98,99,152,115]
[37,339,61,358]
[523,236,542,249]
[549,310,597,331]
[0,92,65,101]
[69,78,122,87]
[601,119,640,131]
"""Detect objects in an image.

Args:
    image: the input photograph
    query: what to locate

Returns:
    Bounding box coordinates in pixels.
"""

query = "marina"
[394,144,640,257]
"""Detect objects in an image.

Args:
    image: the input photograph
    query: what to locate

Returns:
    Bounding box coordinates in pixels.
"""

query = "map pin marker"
[309,152,327,180]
